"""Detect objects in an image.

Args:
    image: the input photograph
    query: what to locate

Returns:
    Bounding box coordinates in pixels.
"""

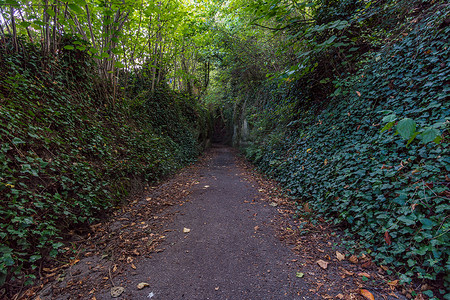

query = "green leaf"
[433,136,442,144]
[64,45,75,50]
[29,255,42,262]
[114,61,125,68]
[12,137,25,145]
[422,290,433,297]
[68,4,84,14]
[396,118,416,139]
[420,127,439,144]
[420,218,435,230]
[398,215,416,226]
[382,114,397,123]
[296,272,304,278]
[381,121,394,133]
[19,21,31,27]
[406,131,420,146]
[45,9,56,17]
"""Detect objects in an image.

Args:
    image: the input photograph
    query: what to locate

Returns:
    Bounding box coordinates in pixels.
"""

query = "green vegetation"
[0,40,208,288]
[1,0,449,297]
[205,0,449,296]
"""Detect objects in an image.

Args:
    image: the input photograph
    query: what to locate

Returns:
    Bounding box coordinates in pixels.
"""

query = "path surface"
[37,146,404,300]
[95,145,309,299]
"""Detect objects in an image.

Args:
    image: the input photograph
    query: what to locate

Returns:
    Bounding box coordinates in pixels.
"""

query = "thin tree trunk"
[0,22,5,37]
[18,10,33,43]
[85,4,97,49]
[52,2,59,53]
[10,5,18,52]
[43,0,50,55]
[0,7,12,36]
[156,40,165,86]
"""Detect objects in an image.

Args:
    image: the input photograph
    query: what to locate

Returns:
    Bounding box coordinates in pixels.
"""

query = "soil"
[28,145,405,300]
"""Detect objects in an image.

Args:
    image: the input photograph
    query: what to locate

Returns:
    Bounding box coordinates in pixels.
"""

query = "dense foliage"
[0,40,208,287]
[207,0,449,297]
[1,0,449,297]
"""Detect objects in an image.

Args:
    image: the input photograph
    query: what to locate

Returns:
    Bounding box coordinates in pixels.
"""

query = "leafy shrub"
[244,5,449,287]
[0,40,208,287]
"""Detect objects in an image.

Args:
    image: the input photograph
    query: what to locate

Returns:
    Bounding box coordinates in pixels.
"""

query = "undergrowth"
[242,4,449,296]
[0,39,208,289]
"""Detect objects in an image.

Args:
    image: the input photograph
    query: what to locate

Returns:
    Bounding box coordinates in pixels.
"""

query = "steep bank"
[222,2,449,295]
[0,41,209,291]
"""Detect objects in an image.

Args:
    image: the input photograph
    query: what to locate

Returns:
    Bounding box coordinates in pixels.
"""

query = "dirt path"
[35,146,404,300]
[98,145,310,299]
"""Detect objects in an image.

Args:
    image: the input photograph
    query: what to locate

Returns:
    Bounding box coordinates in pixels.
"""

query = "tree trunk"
[10,5,18,52]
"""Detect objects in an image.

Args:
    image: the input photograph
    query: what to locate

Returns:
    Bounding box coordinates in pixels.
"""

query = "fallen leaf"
[131,263,137,269]
[361,260,374,269]
[254,225,259,231]
[127,256,133,264]
[356,91,361,97]
[317,260,328,269]
[358,272,371,278]
[70,259,80,266]
[183,227,191,233]
[339,267,354,276]
[384,231,392,245]
[388,292,399,298]
[137,282,150,290]
[111,286,125,298]
[348,255,358,264]
[336,251,345,261]
[359,289,374,300]
[269,202,278,207]
[304,203,312,213]
[336,294,344,299]
[388,280,399,287]
[112,264,118,272]
[296,272,304,278]
[215,287,219,291]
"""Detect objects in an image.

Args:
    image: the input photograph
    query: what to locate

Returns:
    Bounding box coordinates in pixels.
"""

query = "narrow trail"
[36,146,404,300]
[97,145,309,299]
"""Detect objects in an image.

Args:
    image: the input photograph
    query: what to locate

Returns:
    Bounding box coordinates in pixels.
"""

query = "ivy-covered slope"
[0,42,208,285]
[243,7,449,288]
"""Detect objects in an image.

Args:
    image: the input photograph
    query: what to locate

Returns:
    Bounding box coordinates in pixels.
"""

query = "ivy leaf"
[396,118,416,139]
[382,114,396,123]
[398,215,416,226]
[419,127,439,144]
[12,137,25,145]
